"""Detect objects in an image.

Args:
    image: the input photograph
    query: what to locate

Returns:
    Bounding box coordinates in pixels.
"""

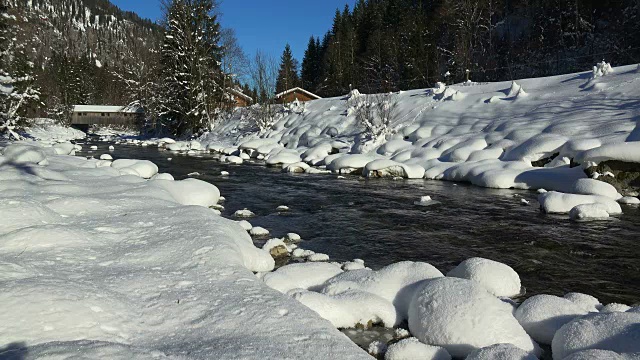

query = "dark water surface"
[81,142,640,305]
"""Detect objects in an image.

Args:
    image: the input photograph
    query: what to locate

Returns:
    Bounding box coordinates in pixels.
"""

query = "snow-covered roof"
[275,87,322,100]
[73,105,143,113]
[226,87,253,102]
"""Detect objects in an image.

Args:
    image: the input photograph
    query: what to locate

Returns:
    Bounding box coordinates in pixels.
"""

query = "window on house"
[101,113,105,117]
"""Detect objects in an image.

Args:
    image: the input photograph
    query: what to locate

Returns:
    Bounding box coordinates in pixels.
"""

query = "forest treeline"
[298,0,640,97]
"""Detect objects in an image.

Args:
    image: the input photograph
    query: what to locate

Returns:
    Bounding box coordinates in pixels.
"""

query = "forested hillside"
[300,0,640,97]
[2,0,162,120]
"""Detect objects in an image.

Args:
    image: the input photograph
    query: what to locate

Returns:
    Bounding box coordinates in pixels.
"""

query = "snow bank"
[446,257,521,297]
[111,159,159,178]
[0,146,371,359]
[551,312,640,360]
[576,142,640,164]
[408,277,539,358]
[321,261,444,321]
[1,143,47,164]
[514,294,589,344]
[538,191,622,214]
[384,337,452,360]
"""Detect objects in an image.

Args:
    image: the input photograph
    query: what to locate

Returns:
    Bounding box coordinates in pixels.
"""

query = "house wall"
[276,91,316,104]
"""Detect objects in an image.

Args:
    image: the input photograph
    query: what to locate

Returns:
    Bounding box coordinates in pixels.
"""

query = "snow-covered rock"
[551,312,640,360]
[263,262,343,293]
[234,209,255,218]
[563,292,601,312]
[149,178,220,207]
[538,191,622,215]
[249,226,269,237]
[465,343,539,360]
[514,294,589,344]
[111,159,159,179]
[569,203,611,221]
[322,261,444,321]
[446,257,521,297]
[408,277,539,358]
[384,337,452,360]
[290,289,398,328]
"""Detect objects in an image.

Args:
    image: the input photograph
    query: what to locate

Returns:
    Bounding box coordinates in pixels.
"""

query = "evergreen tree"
[301,36,319,91]
[159,0,225,136]
[275,44,300,94]
[1,2,41,136]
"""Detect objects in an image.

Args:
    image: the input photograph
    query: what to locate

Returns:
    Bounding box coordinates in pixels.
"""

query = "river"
[79,141,640,306]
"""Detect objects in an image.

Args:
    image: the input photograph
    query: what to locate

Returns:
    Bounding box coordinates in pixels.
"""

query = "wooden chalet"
[226,87,253,108]
[275,87,322,104]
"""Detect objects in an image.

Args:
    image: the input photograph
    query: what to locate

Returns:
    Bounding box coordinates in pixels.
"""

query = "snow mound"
[237,220,253,231]
[234,209,255,218]
[290,289,398,328]
[569,179,622,200]
[1,143,47,164]
[408,277,539,358]
[601,303,632,313]
[384,337,452,360]
[551,312,640,360]
[149,178,220,207]
[569,203,610,221]
[563,292,601,312]
[111,159,159,178]
[538,191,622,215]
[322,261,444,321]
[576,142,640,164]
[249,226,270,237]
[446,257,521,297]
[465,343,539,360]
[263,262,343,293]
[363,159,425,179]
[514,294,589,344]
[619,196,640,205]
[562,349,640,360]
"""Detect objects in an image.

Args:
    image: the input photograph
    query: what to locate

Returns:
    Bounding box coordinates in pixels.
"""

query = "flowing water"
[80,142,640,306]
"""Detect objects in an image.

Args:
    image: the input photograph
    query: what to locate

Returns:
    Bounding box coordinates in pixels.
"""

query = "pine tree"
[1,2,41,136]
[159,0,225,136]
[301,36,318,90]
[275,44,300,94]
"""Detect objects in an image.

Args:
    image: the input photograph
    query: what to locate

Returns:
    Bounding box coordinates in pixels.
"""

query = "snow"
[576,142,640,164]
[551,312,640,360]
[514,294,589,344]
[234,209,255,217]
[569,178,622,200]
[290,289,398,328]
[538,191,622,215]
[0,149,374,359]
[408,277,539,358]
[111,159,159,179]
[20,118,86,142]
[249,226,270,237]
[569,203,611,221]
[601,303,632,313]
[563,292,602,312]
[321,261,444,321]
[446,257,522,298]
[263,262,344,293]
[1,143,47,164]
[149,178,220,207]
[237,220,253,231]
[384,337,452,360]
[619,196,640,205]
[562,349,640,360]
[363,159,425,179]
[465,344,539,360]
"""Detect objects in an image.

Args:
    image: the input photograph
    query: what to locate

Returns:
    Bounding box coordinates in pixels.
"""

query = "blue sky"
[111,0,356,61]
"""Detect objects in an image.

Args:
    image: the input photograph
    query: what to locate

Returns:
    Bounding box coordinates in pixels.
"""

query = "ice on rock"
[538,191,622,215]
[465,343,539,360]
[569,203,610,221]
[414,196,439,206]
[149,178,220,207]
[514,294,589,345]
[284,162,310,173]
[108,145,115,151]
[446,257,522,298]
[262,238,288,254]
[277,205,290,211]
[100,154,113,160]
[220,171,230,176]
[384,337,452,360]
[263,262,343,293]
[563,292,601,312]
[234,209,255,218]
[322,261,444,321]
[225,155,243,164]
[249,226,270,237]
[368,340,389,357]
[408,277,539,359]
[90,145,98,150]
[292,248,315,258]
[551,312,640,360]
[362,160,426,179]
[237,220,253,231]
[284,232,301,243]
[111,159,159,179]
[290,289,399,328]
